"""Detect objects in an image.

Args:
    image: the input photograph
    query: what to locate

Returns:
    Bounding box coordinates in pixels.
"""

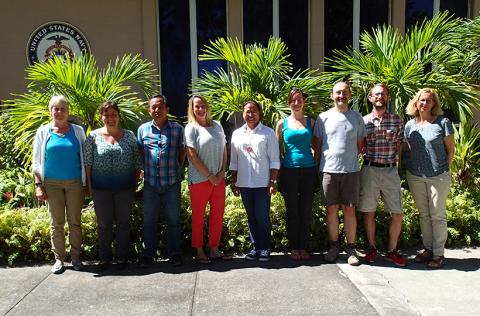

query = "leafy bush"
[2,180,480,266]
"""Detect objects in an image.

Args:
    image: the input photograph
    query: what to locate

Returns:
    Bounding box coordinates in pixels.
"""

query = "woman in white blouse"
[230,101,280,262]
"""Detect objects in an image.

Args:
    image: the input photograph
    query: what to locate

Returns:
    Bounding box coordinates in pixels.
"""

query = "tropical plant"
[191,37,329,128]
[322,12,479,122]
[451,121,480,186]
[4,53,158,166]
[445,15,480,84]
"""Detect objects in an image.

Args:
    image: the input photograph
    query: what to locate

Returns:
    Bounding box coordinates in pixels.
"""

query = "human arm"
[268,169,279,195]
[443,134,455,166]
[85,166,92,197]
[186,146,222,185]
[34,172,47,201]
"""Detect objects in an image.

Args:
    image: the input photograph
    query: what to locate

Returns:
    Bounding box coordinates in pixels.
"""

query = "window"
[406,0,434,31]
[196,0,227,76]
[325,0,353,66]
[279,0,309,70]
[158,0,191,117]
[360,0,389,35]
[440,0,469,18]
[243,0,273,46]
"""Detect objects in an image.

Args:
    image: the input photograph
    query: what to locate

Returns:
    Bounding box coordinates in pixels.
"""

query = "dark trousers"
[239,187,272,250]
[280,167,317,250]
[92,188,135,261]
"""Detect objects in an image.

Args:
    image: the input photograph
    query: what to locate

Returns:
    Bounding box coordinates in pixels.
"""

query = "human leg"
[189,181,211,249]
[280,168,301,250]
[426,173,450,257]
[113,188,135,261]
[407,172,433,251]
[161,181,182,257]
[208,179,226,249]
[298,167,316,251]
[239,187,259,250]
[142,183,161,258]
[251,187,272,251]
[92,189,115,262]
[44,180,67,261]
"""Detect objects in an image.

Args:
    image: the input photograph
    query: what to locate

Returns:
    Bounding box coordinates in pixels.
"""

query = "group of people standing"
[32,81,454,274]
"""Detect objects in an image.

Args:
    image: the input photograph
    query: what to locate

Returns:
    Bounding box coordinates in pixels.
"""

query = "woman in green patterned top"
[84,101,142,270]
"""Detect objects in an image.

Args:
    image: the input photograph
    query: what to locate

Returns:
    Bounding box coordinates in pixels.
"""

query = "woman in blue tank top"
[275,88,318,261]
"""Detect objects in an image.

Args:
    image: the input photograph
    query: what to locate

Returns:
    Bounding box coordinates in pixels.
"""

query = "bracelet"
[35,182,43,187]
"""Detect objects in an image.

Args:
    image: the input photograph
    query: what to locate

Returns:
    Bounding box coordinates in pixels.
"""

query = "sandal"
[195,256,212,265]
[414,248,433,263]
[290,250,301,261]
[427,256,445,269]
[209,250,233,261]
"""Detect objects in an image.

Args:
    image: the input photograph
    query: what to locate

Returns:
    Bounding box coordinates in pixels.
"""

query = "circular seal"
[26,21,90,65]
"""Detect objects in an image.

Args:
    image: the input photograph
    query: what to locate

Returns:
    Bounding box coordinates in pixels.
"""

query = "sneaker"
[324,246,339,263]
[364,247,378,263]
[169,254,184,267]
[245,249,259,261]
[347,248,360,266]
[385,249,407,267]
[51,259,64,274]
[139,256,154,268]
[258,250,271,262]
[72,260,83,271]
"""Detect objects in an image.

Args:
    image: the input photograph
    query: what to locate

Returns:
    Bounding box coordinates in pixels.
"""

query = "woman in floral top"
[84,101,142,270]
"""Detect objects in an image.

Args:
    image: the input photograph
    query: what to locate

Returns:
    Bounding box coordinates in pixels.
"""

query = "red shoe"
[364,247,377,263]
[385,249,407,267]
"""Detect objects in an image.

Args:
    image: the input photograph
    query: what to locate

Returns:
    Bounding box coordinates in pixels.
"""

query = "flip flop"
[195,257,212,265]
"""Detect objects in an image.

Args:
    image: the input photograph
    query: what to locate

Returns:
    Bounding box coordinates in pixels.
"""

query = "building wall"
[0,0,158,100]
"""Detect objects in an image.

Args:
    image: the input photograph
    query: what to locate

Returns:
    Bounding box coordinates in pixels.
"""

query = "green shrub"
[1,180,480,266]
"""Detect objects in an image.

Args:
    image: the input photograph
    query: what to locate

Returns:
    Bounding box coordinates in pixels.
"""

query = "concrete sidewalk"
[1,248,479,315]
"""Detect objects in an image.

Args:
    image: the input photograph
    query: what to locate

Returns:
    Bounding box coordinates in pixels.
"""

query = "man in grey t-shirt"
[314,81,366,266]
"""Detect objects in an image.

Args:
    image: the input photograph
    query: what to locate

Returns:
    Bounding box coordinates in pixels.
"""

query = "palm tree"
[4,53,158,166]
[322,12,479,122]
[191,37,329,128]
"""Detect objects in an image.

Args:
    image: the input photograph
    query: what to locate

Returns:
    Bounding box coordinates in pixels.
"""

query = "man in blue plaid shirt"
[137,95,186,267]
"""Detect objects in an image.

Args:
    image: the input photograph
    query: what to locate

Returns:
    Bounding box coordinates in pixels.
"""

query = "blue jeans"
[142,181,181,258]
[239,187,272,250]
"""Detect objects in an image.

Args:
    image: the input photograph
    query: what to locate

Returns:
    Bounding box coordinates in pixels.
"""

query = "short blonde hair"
[406,88,443,117]
[48,95,69,111]
[187,95,213,125]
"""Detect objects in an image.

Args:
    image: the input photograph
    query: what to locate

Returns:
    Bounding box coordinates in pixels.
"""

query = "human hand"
[35,186,48,201]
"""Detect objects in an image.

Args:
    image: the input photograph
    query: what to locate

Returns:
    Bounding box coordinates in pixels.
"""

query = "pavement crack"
[189,270,199,316]
[4,270,51,315]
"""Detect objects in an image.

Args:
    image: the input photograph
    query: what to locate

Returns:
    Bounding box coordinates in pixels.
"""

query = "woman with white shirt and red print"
[230,101,280,262]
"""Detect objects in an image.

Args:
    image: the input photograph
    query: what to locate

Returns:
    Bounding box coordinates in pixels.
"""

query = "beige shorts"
[358,165,403,213]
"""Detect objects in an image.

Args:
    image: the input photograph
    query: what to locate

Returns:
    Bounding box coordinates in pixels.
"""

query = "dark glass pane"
[159,0,191,117]
[405,0,433,31]
[243,0,273,46]
[196,0,227,76]
[360,0,389,34]
[440,0,469,18]
[279,0,309,70]
[325,0,353,66]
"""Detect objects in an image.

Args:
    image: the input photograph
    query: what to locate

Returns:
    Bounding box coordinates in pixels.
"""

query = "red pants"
[189,179,226,248]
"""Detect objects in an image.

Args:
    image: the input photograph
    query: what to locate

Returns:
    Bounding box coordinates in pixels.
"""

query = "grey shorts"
[320,172,360,207]
[358,165,403,213]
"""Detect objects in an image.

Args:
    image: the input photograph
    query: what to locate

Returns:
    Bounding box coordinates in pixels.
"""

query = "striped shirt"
[363,111,403,164]
[137,120,184,187]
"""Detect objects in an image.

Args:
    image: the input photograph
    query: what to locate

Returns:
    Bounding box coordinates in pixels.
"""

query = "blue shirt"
[44,127,82,180]
[405,116,454,177]
[137,120,184,187]
[281,117,315,168]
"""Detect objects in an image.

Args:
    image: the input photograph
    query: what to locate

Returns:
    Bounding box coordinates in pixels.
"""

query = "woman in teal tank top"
[275,88,318,261]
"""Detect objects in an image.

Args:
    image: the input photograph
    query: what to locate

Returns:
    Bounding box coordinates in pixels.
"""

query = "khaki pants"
[44,179,84,261]
[406,171,451,256]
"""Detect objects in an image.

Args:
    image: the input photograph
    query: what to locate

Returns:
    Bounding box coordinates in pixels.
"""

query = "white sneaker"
[347,249,360,266]
[72,260,83,271]
[51,259,64,274]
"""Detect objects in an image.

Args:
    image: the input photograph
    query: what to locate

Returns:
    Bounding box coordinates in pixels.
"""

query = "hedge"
[1,181,480,266]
